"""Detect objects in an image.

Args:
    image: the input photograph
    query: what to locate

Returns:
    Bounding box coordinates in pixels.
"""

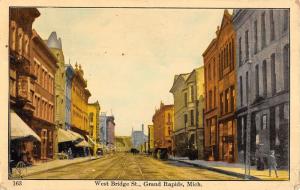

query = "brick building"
[30,29,58,160]
[152,102,174,154]
[9,8,41,163]
[203,10,237,162]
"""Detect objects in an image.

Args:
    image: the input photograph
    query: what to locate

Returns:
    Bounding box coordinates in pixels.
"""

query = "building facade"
[152,102,174,153]
[203,10,237,163]
[46,31,66,155]
[148,124,154,153]
[65,64,75,130]
[106,116,116,149]
[88,101,101,155]
[170,73,190,156]
[233,9,289,167]
[31,29,58,160]
[71,63,91,137]
[99,112,107,148]
[131,124,147,151]
[185,67,205,159]
[9,8,41,163]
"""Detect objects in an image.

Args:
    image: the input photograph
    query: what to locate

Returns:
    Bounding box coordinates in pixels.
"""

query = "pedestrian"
[268,150,278,178]
[68,148,73,159]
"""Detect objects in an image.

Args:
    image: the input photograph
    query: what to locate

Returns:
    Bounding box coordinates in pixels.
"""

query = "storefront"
[10,111,41,167]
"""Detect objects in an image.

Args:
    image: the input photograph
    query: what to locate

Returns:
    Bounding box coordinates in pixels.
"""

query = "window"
[208,64,211,80]
[270,10,275,41]
[184,93,187,106]
[245,30,249,60]
[255,65,259,97]
[271,53,276,95]
[89,113,94,122]
[225,89,229,113]
[225,45,228,68]
[262,115,267,130]
[190,110,194,126]
[283,10,289,32]
[168,113,171,123]
[213,58,216,78]
[283,44,290,90]
[254,20,258,54]
[211,119,216,145]
[239,37,242,66]
[214,86,216,108]
[209,90,212,110]
[231,87,235,112]
[262,60,267,96]
[220,93,223,115]
[261,12,266,48]
[229,43,232,68]
[191,86,194,102]
[240,76,243,106]
[184,114,188,125]
[246,71,249,103]
[231,39,234,69]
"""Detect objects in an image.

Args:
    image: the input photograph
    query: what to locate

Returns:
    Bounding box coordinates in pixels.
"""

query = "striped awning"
[10,111,41,142]
[75,140,92,148]
[57,128,85,143]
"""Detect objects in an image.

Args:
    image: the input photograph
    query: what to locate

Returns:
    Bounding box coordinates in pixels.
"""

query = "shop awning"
[57,129,85,143]
[75,140,92,148]
[58,128,76,143]
[10,111,41,142]
[68,130,85,140]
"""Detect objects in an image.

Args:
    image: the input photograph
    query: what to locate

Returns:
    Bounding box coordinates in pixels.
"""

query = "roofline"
[32,29,59,68]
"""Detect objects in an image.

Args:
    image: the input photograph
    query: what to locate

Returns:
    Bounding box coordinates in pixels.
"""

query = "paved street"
[25,153,238,180]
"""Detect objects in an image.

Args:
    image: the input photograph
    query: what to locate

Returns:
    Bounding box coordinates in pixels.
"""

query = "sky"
[33,8,229,136]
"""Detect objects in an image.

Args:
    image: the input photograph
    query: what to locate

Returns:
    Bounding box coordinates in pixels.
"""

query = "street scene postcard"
[0,0,300,190]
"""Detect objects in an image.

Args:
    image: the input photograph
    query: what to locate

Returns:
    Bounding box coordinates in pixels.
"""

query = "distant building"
[233,9,289,166]
[71,63,91,137]
[99,113,116,150]
[88,101,101,155]
[99,112,107,146]
[106,116,115,149]
[131,124,147,151]
[148,125,154,153]
[65,64,75,130]
[152,102,174,154]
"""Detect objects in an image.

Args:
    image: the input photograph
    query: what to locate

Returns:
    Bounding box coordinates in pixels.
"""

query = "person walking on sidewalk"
[268,150,278,178]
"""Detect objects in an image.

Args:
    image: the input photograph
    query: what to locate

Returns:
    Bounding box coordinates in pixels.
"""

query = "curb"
[24,157,101,178]
[170,159,261,180]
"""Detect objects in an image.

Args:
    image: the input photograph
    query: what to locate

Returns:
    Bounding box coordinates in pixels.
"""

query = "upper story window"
[190,85,194,102]
[261,12,266,49]
[239,37,242,66]
[270,10,275,41]
[271,53,276,95]
[254,20,258,54]
[245,30,249,60]
[184,92,187,107]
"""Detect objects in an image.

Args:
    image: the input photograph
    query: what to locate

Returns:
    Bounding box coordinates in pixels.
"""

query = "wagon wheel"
[15,161,27,178]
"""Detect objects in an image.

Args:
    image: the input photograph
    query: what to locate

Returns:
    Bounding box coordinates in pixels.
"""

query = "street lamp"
[244,59,253,179]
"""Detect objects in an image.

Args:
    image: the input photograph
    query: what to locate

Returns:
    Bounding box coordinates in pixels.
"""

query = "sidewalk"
[15,156,101,177]
[169,156,289,180]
